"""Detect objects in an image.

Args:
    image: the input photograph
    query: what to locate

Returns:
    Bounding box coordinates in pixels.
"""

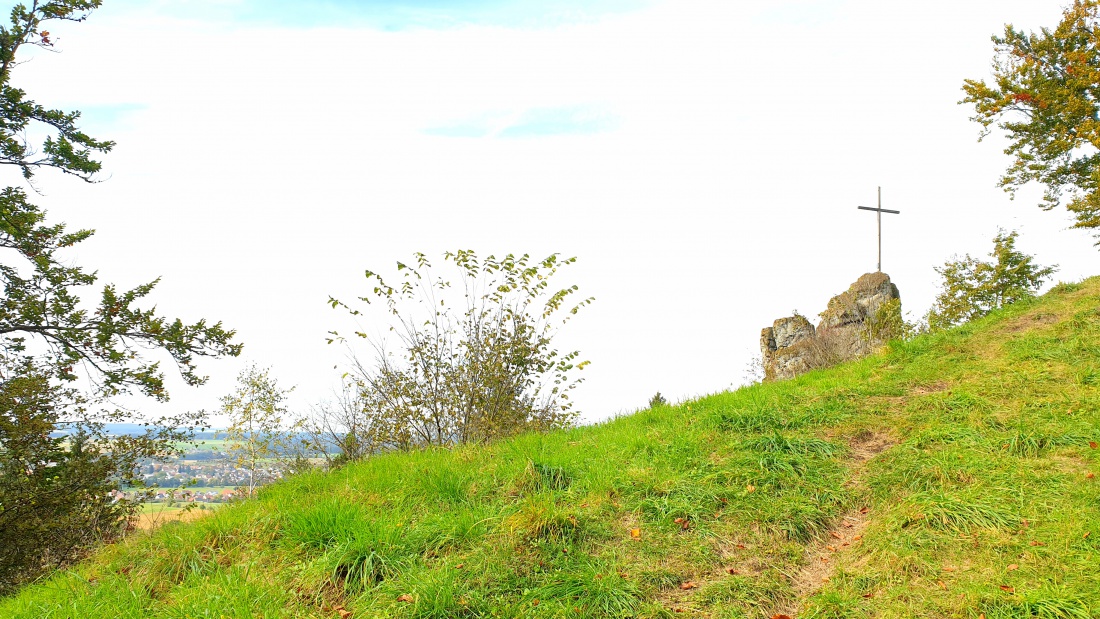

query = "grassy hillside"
[3,279,1100,619]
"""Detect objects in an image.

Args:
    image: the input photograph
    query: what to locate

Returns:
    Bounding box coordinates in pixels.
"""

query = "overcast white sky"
[9,0,1100,424]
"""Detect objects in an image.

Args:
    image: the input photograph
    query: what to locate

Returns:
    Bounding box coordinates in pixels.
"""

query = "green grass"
[3,278,1100,618]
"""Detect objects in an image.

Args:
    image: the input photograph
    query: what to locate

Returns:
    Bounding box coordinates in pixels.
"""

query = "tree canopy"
[0,1,241,592]
[962,0,1100,238]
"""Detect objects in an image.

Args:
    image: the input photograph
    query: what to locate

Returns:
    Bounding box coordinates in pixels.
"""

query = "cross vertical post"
[857,186,900,273]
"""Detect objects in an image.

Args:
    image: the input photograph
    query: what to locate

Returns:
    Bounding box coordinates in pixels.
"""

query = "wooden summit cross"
[857,186,899,273]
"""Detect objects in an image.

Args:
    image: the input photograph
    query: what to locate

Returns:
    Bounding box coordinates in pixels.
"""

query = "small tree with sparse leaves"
[328,251,592,451]
[927,230,1057,331]
[220,365,298,498]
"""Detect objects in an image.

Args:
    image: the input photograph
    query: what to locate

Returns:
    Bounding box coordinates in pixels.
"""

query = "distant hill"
[50,424,224,440]
[4,278,1099,618]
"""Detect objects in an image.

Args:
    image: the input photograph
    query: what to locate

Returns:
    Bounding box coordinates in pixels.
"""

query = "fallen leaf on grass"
[1029,540,1045,546]
[746,484,756,494]
[1007,564,1019,571]
[455,563,464,569]
[727,568,740,575]
[1087,472,1095,479]
[1000,585,1015,593]
[680,582,698,590]
[827,545,837,552]
[771,614,793,619]
[630,528,641,539]
[397,594,414,603]
[337,610,351,619]
[829,531,842,540]
[1090,441,1098,449]
[938,580,947,590]
[861,592,873,599]
[1085,532,1092,539]
[943,567,956,572]
[859,507,869,514]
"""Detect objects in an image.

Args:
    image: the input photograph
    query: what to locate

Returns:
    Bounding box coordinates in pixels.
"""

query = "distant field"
[133,503,217,530]
[141,486,234,496]
[179,439,231,453]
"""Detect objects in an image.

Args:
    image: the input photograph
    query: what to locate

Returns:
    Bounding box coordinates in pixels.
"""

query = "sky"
[8,0,1100,425]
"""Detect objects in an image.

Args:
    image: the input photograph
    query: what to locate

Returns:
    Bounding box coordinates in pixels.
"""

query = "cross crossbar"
[856,187,899,273]
[857,206,900,215]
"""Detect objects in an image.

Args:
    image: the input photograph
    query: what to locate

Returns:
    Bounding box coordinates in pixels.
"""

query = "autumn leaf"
[1007,564,1019,571]
[938,580,947,590]
[1086,472,1095,479]
[1000,585,1015,593]
[680,581,698,590]
[727,568,740,575]
[1029,540,1045,546]
[397,594,414,603]
[1090,441,1098,449]
[771,614,794,619]
[829,531,842,540]
[630,528,641,539]
[746,484,756,493]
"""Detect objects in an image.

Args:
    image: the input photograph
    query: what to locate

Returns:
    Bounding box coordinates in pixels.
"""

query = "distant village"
[123,447,291,504]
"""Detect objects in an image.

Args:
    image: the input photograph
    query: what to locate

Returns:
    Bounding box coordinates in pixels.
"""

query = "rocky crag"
[761,272,901,381]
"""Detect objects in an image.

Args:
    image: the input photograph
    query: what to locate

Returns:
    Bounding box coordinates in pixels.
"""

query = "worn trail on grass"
[772,431,897,618]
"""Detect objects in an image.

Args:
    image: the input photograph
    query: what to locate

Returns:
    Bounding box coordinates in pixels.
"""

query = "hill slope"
[3,279,1100,618]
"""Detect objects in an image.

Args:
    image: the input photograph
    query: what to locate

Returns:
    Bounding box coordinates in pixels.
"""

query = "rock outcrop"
[761,273,901,381]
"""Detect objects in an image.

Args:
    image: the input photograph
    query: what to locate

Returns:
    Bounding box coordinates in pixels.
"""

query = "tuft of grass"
[902,491,1017,532]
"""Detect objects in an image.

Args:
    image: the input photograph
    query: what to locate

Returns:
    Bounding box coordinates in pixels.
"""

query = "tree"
[0,1,241,591]
[220,365,298,497]
[926,230,1057,330]
[962,0,1100,238]
[328,251,592,453]
[303,380,380,467]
